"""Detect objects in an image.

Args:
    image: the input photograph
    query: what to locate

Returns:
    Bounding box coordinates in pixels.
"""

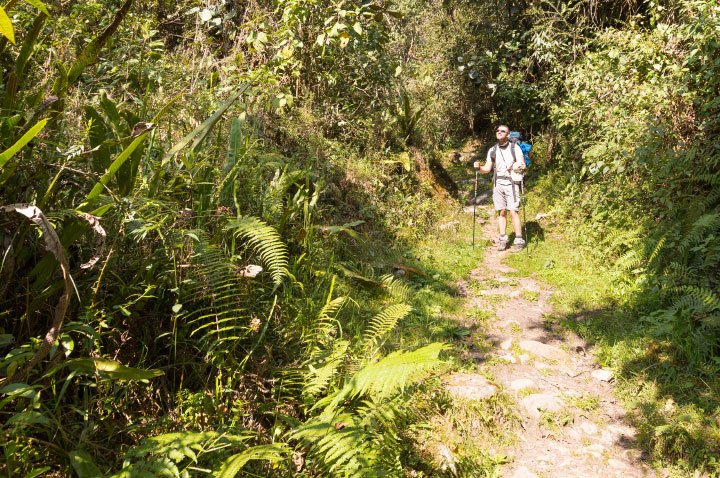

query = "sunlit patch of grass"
[467,278,484,294]
[484,278,503,289]
[539,410,574,430]
[517,387,541,398]
[501,220,720,476]
[521,290,539,301]
[564,392,601,413]
[538,367,552,377]
[410,376,515,476]
[467,307,495,324]
[504,236,616,315]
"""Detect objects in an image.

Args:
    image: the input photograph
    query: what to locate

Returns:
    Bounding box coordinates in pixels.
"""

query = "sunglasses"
[496,130,508,133]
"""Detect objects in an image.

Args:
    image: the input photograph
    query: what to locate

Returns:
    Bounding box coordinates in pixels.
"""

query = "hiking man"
[474,125,526,252]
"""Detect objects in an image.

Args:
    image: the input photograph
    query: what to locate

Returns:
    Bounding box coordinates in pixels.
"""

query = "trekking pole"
[472,169,478,249]
[522,181,528,256]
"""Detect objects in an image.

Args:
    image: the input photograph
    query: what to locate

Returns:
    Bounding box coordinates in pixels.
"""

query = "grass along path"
[462,207,656,477]
[429,146,658,477]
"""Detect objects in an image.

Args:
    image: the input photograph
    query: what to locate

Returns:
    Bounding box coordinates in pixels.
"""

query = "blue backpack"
[509,131,531,166]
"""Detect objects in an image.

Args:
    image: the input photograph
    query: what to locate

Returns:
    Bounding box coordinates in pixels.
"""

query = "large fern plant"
[293,342,448,477]
[286,280,447,476]
[617,203,720,368]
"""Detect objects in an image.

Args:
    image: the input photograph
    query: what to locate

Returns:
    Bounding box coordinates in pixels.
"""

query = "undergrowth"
[505,182,720,477]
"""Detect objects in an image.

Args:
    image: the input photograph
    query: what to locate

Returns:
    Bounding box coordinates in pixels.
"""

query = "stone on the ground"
[511,466,539,478]
[608,459,630,470]
[510,378,535,391]
[583,444,605,458]
[519,353,530,364]
[607,424,635,438]
[519,340,568,361]
[579,421,599,435]
[520,393,562,419]
[601,429,617,444]
[498,353,517,363]
[591,369,613,381]
[500,338,513,350]
[433,443,457,475]
[444,373,497,400]
[564,367,581,377]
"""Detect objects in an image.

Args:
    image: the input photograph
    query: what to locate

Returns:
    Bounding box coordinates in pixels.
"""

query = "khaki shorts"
[493,182,521,211]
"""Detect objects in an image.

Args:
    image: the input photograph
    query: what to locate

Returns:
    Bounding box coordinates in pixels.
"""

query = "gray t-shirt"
[486,142,524,185]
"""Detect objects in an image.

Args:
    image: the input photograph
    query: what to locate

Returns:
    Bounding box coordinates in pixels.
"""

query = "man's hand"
[473,161,481,170]
[511,160,526,172]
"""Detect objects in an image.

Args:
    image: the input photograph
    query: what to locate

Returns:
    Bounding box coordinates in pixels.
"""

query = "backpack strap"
[491,145,497,186]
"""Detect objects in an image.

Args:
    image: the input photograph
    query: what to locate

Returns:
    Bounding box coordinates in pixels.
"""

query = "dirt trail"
[448,190,658,477]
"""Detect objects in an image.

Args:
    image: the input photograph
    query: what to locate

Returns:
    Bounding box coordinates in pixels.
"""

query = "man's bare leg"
[509,210,522,237]
[496,210,509,250]
[509,210,525,251]
[497,210,507,236]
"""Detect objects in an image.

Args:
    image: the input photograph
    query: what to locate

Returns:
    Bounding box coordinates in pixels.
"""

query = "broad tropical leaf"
[214,444,289,478]
[0,118,49,170]
[0,6,15,45]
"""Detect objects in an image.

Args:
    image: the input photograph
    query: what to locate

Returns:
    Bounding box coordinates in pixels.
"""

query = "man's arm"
[474,150,493,174]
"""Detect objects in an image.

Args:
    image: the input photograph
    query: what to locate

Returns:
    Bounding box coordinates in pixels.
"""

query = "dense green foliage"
[505,0,720,473]
[532,0,720,374]
[1,0,719,475]
[0,0,484,475]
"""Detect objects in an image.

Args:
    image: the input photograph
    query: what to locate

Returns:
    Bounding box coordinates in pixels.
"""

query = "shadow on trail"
[524,220,544,244]
[549,304,720,470]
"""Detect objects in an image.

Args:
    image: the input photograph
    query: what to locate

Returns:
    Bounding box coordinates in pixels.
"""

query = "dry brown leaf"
[239,264,262,278]
[392,263,427,276]
[2,204,73,384]
[76,211,106,269]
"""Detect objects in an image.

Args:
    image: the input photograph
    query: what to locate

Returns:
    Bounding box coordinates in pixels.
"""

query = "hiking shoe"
[510,239,525,253]
[497,240,508,251]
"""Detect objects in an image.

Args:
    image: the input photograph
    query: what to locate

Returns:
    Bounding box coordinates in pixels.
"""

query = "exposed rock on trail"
[444,203,657,477]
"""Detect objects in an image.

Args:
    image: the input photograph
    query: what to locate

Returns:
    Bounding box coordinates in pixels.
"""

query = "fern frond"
[262,167,304,221]
[677,212,720,255]
[359,303,412,354]
[305,295,346,352]
[214,444,289,478]
[694,173,720,187]
[315,342,448,413]
[302,340,350,401]
[699,188,720,212]
[110,432,253,478]
[603,227,640,252]
[672,285,720,314]
[357,395,406,430]
[647,230,670,269]
[293,396,406,477]
[226,216,289,285]
[615,248,644,270]
[293,415,378,477]
[663,262,694,285]
[380,274,412,302]
[181,234,262,360]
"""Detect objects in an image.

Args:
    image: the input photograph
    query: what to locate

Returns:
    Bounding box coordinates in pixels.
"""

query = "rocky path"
[446,200,657,477]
